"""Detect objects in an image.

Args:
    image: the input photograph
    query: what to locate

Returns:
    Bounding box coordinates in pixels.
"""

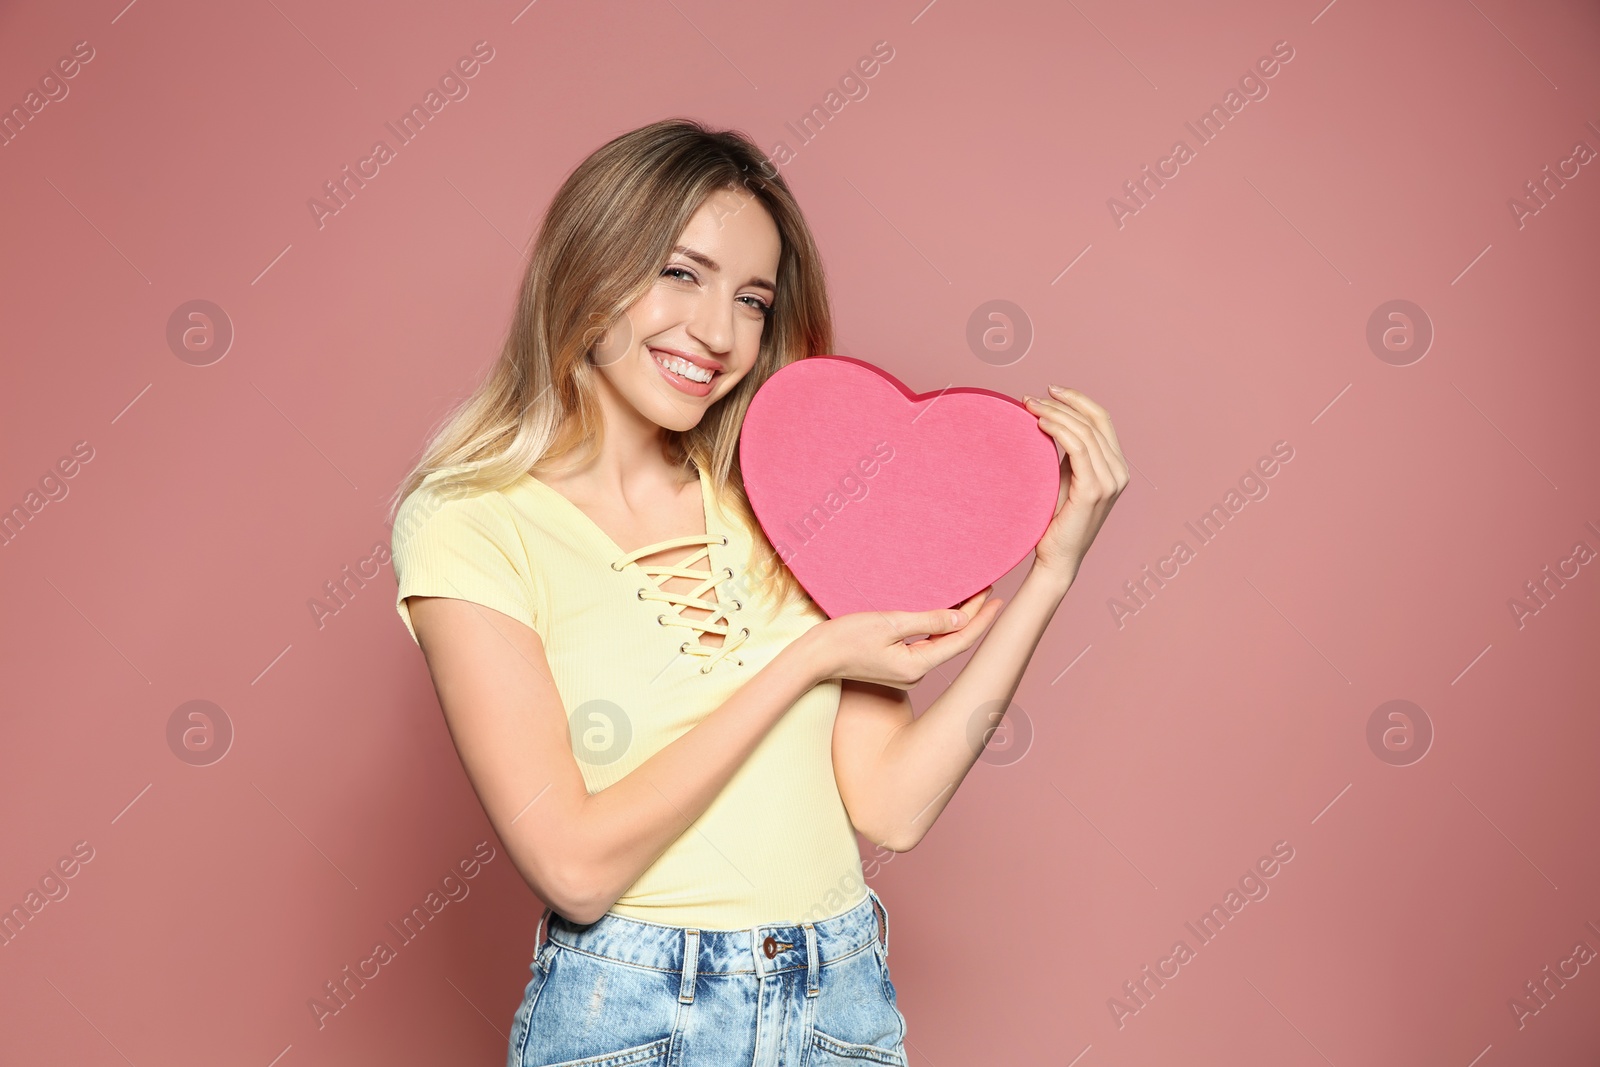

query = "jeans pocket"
[508,944,559,1067]
[808,945,906,1067]
[515,948,678,1067]
[532,1036,673,1067]
[871,940,900,1014]
[809,1029,906,1065]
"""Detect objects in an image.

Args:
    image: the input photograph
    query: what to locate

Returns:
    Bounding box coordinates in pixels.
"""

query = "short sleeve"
[391,478,539,646]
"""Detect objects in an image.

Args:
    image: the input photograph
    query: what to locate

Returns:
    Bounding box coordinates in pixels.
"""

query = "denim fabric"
[507,887,907,1066]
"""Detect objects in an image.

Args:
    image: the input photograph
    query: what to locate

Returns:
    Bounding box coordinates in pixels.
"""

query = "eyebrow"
[672,244,776,294]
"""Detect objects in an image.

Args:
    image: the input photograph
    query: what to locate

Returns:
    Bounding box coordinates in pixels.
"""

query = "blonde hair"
[388,118,833,612]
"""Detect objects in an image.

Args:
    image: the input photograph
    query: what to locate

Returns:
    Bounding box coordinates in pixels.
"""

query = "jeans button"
[763,935,777,959]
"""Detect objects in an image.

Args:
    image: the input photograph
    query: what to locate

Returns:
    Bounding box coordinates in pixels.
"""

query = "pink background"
[3,0,1598,1064]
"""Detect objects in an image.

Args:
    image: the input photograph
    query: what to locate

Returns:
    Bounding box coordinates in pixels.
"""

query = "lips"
[649,350,719,390]
[649,349,717,396]
[649,346,721,375]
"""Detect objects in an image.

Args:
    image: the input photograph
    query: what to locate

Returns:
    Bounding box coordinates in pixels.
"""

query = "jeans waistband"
[542,888,885,982]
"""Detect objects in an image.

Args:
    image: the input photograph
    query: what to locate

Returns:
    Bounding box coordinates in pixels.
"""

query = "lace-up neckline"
[524,463,751,674]
[611,534,749,673]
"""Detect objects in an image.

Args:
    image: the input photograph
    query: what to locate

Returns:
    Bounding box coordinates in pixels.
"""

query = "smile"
[651,350,716,385]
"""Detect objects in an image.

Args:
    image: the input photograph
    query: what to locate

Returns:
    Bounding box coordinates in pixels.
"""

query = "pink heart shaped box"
[738,354,1059,618]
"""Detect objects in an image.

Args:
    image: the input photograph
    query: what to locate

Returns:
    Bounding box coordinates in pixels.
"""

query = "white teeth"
[654,351,713,384]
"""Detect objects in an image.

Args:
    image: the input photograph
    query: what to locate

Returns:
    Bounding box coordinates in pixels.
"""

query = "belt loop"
[535,907,551,951]
[803,922,819,997]
[678,929,700,1003]
[868,887,889,959]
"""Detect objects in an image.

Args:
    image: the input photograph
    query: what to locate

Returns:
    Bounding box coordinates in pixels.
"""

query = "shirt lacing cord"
[610,533,751,674]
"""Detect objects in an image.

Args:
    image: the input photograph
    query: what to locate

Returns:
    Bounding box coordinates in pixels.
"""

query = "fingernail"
[950,611,966,627]
[1048,384,1066,395]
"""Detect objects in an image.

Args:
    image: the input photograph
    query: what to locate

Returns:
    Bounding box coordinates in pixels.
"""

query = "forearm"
[872,561,1076,849]
[552,633,827,920]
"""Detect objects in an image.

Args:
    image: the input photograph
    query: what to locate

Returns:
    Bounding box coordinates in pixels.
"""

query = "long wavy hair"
[387,118,833,613]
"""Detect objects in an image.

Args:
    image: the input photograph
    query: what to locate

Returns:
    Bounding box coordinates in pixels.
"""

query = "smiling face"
[589,187,782,435]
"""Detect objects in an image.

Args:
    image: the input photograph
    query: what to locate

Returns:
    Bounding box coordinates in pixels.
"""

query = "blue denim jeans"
[507,887,907,1066]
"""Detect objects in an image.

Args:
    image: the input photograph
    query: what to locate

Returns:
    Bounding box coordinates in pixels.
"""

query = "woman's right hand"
[800,587,1003,689]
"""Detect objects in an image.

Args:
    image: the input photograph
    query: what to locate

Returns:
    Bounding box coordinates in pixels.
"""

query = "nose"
[685,286,734,358]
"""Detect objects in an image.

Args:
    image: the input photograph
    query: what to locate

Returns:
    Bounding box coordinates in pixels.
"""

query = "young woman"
[388,118,1126,1067]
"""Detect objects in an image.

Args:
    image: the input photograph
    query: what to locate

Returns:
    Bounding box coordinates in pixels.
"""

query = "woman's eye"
[661,265,769,314]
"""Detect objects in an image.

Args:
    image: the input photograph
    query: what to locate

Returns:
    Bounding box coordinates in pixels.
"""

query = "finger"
[895,590,992,647]
[900,606,971,640]
[1052,403,1126,487]
[1028,396,1106,465]
[1065,416,1119,492]
[916,596,1004,660]
[952,587,993,614]
[1023,392,1077,422]
[1048,389,1129,479]
[1037,409,1111,492]
[914,592,1003,646]
[1026,396,1090,449]
[1047,387,1124,456]
[1039,411,1116,494]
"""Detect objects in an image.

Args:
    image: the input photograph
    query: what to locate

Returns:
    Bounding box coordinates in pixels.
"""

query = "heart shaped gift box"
[738,355,1059,618]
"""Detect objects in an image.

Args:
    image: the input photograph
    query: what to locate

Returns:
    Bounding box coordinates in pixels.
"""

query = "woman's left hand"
[1022,385,1129,583]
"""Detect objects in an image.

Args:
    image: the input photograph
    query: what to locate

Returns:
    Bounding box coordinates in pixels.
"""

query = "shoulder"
[391,469,543,645]
[392,469,523,559]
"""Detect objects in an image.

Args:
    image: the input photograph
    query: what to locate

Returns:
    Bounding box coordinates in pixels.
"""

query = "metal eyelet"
[610,562,624,572]
[700,664,712,674]
[731,599,743,611]
[720,535,729,545]
[636,588,647,600]
[739,627,750,639]
[657,614,667,626]
[722,567,734,579]
[680,641,691,654]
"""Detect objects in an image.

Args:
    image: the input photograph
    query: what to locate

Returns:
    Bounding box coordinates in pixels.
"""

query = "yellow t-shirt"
[391,461,869,929]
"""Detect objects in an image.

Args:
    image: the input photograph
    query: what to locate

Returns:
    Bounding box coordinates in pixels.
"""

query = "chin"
[656,412,704,433]
[641,397,709,433]
[645,379,738,430]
